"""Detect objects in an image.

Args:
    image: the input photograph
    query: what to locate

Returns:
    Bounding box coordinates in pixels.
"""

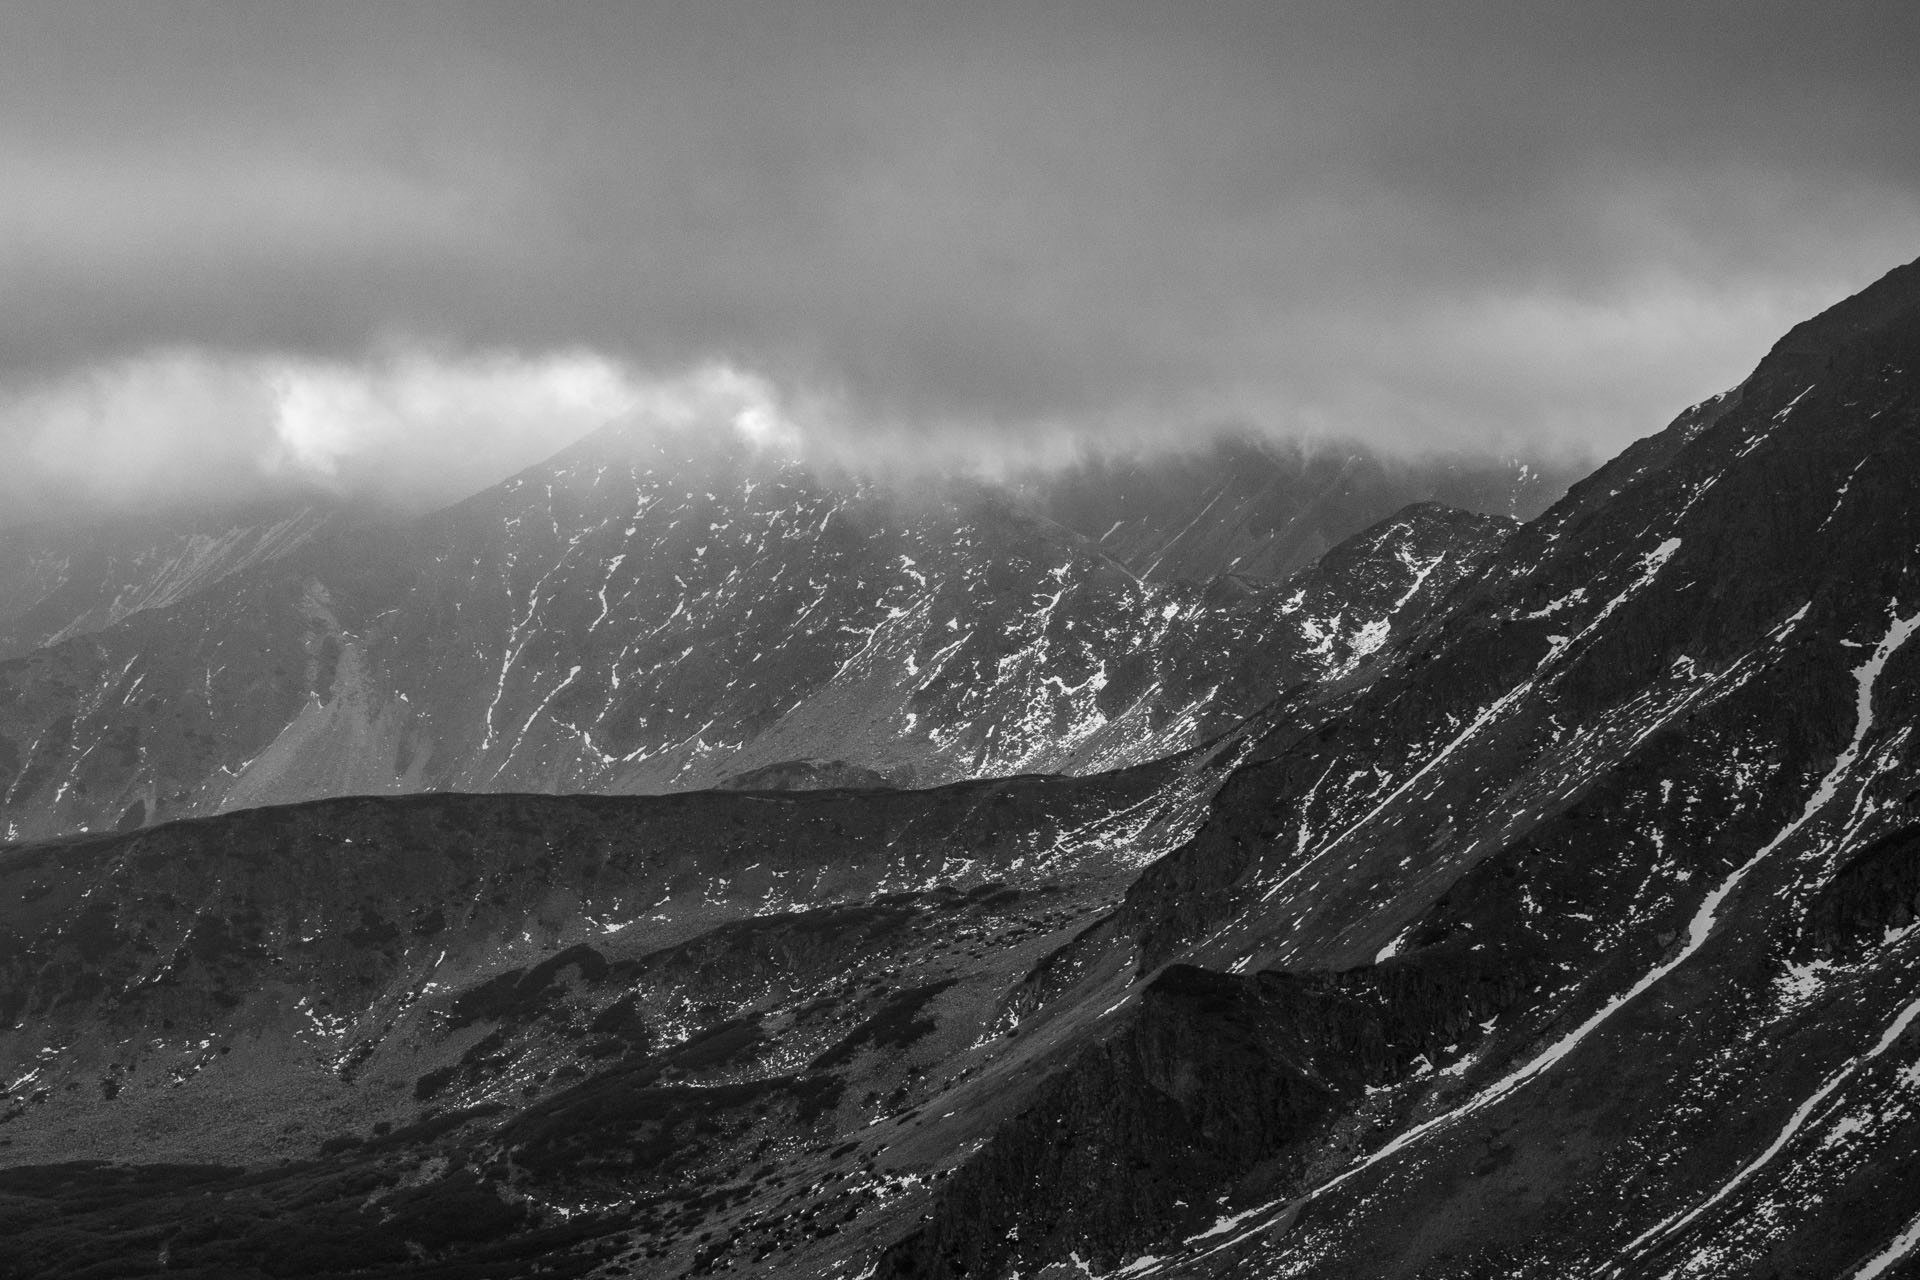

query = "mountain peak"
[1761,253,1920,370]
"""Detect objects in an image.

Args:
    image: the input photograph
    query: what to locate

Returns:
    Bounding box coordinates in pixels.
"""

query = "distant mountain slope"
[0,505,337,659]
[0,426,1512,841]
[1020,436,1577,583]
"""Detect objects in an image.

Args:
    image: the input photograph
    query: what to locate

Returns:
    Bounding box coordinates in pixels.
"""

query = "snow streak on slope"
[0,446,1511,839]
[1154,603,1920,1276]
[1256,536,1685,912]
[1348,605,1917,1173]
[1851,1208,1920,1280]
[1613,989,1920,1271]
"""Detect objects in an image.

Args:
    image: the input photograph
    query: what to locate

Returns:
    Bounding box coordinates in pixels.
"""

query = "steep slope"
[0,425,1510,841]
[0,505,338,660]
[873,257,1920,1279]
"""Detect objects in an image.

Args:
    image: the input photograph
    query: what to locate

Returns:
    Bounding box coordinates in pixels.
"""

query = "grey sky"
[2,1,1917,520]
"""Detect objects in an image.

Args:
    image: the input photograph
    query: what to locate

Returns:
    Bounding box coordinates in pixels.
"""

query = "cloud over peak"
[0,349,814,525]
[2,2,1917,519]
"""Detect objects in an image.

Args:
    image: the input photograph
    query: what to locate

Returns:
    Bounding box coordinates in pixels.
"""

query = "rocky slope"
[874,256,1920,1279]
[0,737,1238,1278]
[0,505,339,660]
[0,426,1514,842]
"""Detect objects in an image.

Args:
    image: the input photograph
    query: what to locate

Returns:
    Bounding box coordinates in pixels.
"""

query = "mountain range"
[0,435,1555,842]
[3,260,1919,1279]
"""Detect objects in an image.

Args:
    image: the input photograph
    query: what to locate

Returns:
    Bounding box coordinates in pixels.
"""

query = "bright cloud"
[0,349,810,525]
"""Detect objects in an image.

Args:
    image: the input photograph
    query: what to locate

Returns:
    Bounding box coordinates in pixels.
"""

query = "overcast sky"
[3,1,1918,522]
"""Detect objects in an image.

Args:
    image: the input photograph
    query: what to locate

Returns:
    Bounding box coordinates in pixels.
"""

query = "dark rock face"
[1796,822,1920,960]
[0,429,1516,842]
[882,949,1533,1280]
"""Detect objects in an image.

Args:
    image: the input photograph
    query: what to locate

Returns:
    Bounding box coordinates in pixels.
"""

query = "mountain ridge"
[2,259,1918,1278]
[0,434,1522,841]
[876,254,1920,1277]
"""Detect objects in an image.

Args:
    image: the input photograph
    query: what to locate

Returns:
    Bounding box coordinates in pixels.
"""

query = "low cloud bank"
[0,350,818,526]
[3,3,1917,526]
